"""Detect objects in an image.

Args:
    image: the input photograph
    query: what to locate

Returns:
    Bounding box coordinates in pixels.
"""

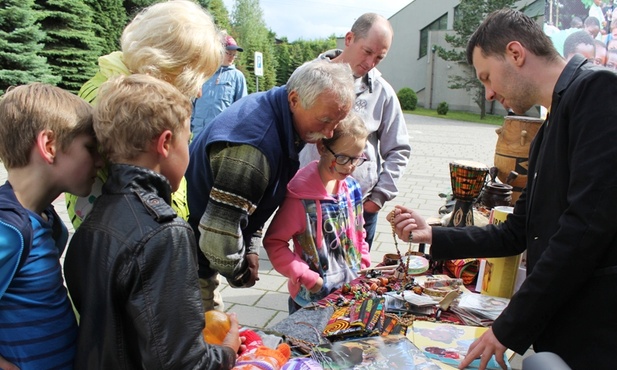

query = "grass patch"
[405,107,505,126]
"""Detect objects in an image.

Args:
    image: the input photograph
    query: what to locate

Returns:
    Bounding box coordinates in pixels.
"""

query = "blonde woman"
[66,0,223,228]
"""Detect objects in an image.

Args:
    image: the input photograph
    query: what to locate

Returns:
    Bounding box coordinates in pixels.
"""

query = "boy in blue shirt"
[0,83,103,369]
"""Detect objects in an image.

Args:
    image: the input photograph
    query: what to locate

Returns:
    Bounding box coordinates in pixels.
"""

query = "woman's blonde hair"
[121,0,223,98]
[94,74,192,163]
[0,84,93,169]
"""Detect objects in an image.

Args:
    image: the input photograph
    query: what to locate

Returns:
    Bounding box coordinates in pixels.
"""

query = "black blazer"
[431,55,617,369]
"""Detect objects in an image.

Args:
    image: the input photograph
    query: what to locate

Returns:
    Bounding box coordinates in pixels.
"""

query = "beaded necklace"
[388,209,414,292]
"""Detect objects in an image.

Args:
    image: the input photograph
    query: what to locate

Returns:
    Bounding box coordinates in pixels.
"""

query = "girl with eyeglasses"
[264,112,371,314]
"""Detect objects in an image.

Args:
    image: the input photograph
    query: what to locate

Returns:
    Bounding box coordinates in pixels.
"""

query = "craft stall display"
[263,210,513,370]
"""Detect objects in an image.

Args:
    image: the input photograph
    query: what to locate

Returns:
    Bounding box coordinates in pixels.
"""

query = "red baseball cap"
[225,35,244,52]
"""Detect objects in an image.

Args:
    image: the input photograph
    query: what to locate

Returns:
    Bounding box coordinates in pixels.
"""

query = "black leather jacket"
[65,164,235,369]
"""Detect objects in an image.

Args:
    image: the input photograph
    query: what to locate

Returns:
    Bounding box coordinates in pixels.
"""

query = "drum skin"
[494,116,543,203]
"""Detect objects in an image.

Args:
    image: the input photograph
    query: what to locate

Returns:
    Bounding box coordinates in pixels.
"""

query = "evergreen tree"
[123,0,157,19]
[436,0,516,118]
[0,0,58,95]
[196,0,212,7]
[230,0,276,93]
[84,0,126,56]
[274,37,336,86]
[35,0,104,93]
[207,0,232,32]
[274,42,292,86]
[288,43,306,72]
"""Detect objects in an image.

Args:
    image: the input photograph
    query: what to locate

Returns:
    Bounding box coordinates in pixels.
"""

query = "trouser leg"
[199,273,225,311]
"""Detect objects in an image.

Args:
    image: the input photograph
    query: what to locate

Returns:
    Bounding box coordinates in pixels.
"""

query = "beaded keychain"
[387,209,414,292]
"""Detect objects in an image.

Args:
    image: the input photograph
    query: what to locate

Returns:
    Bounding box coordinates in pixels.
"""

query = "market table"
[266,259,515,369]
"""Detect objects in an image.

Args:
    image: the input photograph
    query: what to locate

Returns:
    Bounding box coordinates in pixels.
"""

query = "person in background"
[0,83,102,369]
[264,112,371,314]
[593,39,607,65]
[589,0,607,31]
[66,0,222,228]
[605,48,617,68]
[64,74,241,369]
[603,18,617,47]
[583,15,602,40]
[392,8,617,370]
[549,16,583,56]
[191,32,248,138]
[563,30,595,61]
[300,13,411,250]
[186,61,355,311]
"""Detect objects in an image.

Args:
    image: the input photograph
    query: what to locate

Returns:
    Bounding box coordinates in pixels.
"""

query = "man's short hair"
[351,13,392,40]
[585,16,601,28]
[563,30,595,59]
[93,74,192,164]
[0,83,93,169]
[286,61,355,111]
[570,16,583,29]
[466,8,561,65]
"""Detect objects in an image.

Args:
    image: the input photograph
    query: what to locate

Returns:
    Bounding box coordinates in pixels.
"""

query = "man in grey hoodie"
[300,12,411,249]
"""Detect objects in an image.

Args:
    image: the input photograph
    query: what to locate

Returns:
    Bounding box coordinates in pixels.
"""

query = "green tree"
[0,0,58,94]
[287,42,306,74]
[123,0,157,19]
[206,0,231,32]
[35,0,104,93]
[274,42,292,85]
[274,37,337,86]
[84,0,126,56]
[230,0,276,93]
[436,0,516,118]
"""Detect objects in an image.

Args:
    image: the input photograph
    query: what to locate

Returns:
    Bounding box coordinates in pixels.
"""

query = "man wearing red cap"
[191,32,248,137]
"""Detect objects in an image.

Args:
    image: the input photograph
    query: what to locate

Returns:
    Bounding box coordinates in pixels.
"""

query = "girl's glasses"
[324,144,367,166]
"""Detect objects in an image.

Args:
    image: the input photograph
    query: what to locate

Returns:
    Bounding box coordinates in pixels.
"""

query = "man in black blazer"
[391,8,617,370]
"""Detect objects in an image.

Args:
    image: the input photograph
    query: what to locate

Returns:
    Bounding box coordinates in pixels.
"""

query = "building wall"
[379,0,459,96]
[424,30,482,112]
[379,0,544,116]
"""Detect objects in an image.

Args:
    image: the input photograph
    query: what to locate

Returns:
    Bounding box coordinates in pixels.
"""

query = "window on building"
[419,13,448,59]
[453,5,461,25]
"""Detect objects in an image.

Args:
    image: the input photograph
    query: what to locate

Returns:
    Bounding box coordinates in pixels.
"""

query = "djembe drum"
[447,160,489,227]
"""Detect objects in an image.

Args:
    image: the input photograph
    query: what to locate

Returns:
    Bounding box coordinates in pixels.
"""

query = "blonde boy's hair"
[0,83,93,169]
[94,74,192,163]
[322,111,369,147]
[121,0,223,98]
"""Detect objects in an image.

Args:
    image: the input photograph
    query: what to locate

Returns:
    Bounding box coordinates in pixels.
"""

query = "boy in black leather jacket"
[64,74,240,369]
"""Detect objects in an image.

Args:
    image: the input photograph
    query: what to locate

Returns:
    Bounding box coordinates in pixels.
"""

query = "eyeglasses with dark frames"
[324,144,367,166]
